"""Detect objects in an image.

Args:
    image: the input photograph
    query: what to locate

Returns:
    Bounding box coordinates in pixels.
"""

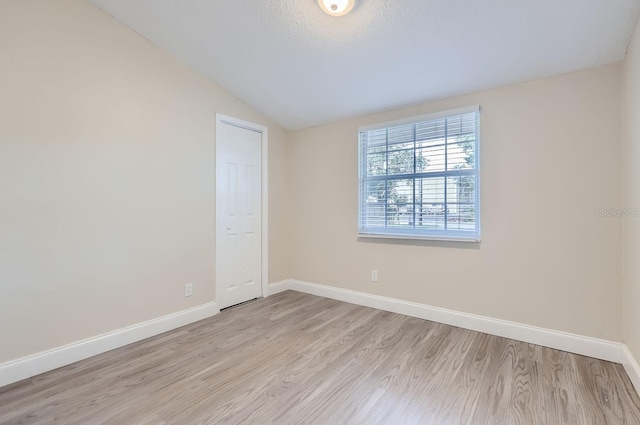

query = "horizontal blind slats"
[359,109,480,239]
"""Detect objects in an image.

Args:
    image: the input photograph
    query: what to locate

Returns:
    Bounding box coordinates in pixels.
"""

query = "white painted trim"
[358,105,480,132]
[3,280,636,395]
[357,233,480,243]
[262,132,269,299]
[622,345,640,394]
[267,279,292,296]
[0,302,219,389]
[288,280,624,363]
[215,114,269,304]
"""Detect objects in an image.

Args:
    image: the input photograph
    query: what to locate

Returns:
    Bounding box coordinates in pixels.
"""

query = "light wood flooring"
[1,290,640,424]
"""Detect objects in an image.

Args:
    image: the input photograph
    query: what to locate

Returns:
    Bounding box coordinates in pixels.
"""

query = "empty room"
[2,0,640,423]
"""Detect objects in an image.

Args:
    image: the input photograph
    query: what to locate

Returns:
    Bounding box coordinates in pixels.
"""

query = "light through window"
[358,106,480,241]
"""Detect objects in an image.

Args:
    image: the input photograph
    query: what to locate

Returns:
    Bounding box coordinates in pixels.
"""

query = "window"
[358,106,480,241]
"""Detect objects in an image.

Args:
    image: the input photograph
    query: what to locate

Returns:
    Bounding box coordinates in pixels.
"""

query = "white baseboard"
[622,345,640,394]
[0,302,219,389]
[284,279,624,364]
[267,280,292,295]
[3,281,636,394]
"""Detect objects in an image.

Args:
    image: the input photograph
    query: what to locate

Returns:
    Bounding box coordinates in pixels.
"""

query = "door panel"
[216,121,262,309]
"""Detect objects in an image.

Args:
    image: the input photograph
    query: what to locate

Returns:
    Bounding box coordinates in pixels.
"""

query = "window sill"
[357,232,481,243]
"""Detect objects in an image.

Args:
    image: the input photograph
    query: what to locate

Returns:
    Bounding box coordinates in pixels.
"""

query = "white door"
[216,120,262,309]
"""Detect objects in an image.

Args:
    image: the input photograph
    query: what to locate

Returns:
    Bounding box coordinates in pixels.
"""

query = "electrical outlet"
[371,270,378,282]
[185,283,193,297]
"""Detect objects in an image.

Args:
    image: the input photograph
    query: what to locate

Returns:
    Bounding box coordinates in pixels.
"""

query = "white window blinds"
[358,106,480,241]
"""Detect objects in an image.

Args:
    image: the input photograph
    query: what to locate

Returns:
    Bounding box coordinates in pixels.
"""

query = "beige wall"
[0,0,290,363]
[0,0,633,368]
[289,64,623,341]
[623,17,640,362]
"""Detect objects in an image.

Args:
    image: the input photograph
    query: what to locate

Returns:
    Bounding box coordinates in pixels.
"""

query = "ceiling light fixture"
[318,0,355,17]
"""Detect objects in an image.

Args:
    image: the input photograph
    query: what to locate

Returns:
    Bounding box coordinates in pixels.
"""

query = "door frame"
[215,113,269,306]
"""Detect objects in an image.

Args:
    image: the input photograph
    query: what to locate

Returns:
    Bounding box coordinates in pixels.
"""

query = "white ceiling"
[89,0,640,130]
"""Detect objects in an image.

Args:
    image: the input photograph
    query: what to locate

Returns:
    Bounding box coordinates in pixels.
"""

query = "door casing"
[215,113,269,308]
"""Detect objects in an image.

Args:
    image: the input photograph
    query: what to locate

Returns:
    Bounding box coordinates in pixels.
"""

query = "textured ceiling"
[89,0,640,130]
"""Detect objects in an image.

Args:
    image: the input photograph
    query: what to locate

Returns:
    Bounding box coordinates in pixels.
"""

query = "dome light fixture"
[318,0,355,17]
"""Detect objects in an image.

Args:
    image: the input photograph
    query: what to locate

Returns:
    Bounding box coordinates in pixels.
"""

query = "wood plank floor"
[1,290,640,424]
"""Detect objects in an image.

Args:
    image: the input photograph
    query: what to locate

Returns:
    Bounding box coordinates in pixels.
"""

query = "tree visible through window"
[358,107,480,241]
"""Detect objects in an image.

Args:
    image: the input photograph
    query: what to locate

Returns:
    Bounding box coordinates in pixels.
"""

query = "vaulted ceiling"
[89,0,640,130]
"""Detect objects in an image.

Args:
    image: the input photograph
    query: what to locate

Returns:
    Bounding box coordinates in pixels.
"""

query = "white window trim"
[357,233,480,243]
[357,105,481,243]
[359,105,480,133]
